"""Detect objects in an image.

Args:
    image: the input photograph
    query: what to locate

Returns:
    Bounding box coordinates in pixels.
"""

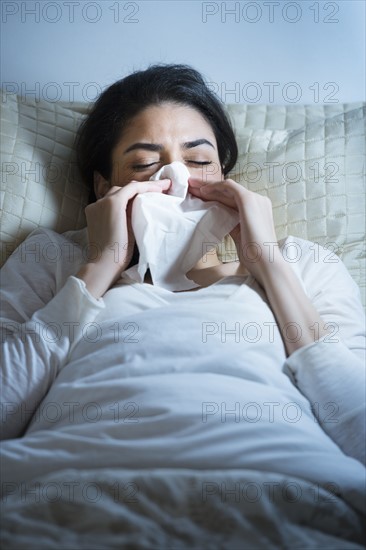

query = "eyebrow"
[123,138,215,154]
[183,139,215,150]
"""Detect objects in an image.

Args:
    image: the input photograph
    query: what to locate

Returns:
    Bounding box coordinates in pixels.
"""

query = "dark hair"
[76,64,238,202]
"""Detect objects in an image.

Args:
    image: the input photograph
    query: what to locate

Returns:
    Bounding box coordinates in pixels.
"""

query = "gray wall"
[1,0,365,104]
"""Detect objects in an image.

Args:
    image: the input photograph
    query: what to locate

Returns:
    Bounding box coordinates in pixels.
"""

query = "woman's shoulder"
[277,235,355,289]
[2,227,88,293]
[8,227,88,264]
[280,235,363,312]
[24,226,87,247]
[278,235,341,265]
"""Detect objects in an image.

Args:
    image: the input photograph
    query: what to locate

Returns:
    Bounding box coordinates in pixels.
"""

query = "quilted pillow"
[0,93,89,265]
[1,94,365,306]
[224,105,366,306]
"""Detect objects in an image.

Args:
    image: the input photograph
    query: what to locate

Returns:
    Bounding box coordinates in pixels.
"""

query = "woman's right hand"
[76,179,171,298]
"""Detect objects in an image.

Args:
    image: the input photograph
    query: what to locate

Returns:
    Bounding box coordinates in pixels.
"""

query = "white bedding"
[2,96,365,307]
[1,469,365,549]
[1,228,365,547]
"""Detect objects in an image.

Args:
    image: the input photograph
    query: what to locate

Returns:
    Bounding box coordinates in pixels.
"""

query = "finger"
[188,185,204,196]
[188,180,223,197]
[199,183,232,198]
[188,177,205,189]
[201,180,234,192]
[190,189,237,212]
[188,178,221,198]
[124,180,173,207]
[189,178,235,194]
[129,179,172,191]
[105,179,171,199]
[152,179,172,193]
[188,185,212,201]
[145,179,172,191]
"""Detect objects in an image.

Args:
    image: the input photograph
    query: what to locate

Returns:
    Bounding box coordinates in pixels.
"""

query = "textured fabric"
[285,340,366,466]
[227,105,366,306]
[1,274,104,440]
[1,229,365,455]
[1,469,365,549]
[1,94,365,306]
[1,228,365,546]
[0,93,89,262]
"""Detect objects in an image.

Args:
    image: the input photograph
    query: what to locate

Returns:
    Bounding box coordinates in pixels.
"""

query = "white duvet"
[1,228,365,548]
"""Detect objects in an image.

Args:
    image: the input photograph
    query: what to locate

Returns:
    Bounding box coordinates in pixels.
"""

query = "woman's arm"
[188,179,330,355]
[285,340,365,465]
[1,179,171,439]
[0,230,105,440]
[255,256,329,354]
[189,178,365,464]
[281,235,366,465]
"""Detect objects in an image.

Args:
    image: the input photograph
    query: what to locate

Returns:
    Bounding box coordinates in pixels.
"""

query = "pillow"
[0,92,89,265]
[222,104,366,308]
[1,94,365,306]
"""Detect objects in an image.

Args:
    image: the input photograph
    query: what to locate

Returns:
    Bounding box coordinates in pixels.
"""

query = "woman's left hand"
[188,177,282,285]
[189,176,330,356]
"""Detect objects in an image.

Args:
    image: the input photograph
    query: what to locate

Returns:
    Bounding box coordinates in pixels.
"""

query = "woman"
[76,64,335,350]
[1,65,365,511]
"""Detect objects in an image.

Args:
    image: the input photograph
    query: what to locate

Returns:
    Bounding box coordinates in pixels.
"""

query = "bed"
[1,93,365,548]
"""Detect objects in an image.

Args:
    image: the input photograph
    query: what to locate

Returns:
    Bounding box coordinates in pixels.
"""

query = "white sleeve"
[282,236,365,362]
[282,237,366,465]
[1,230,105,440]
[284,340,366,466]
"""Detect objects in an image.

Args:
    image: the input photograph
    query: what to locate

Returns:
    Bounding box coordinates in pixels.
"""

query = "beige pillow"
[0,92,89,264]
[1,94,365,305]
[221,104,365,307]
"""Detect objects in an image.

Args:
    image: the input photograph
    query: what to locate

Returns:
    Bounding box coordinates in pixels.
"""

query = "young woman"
[1,66,364,511]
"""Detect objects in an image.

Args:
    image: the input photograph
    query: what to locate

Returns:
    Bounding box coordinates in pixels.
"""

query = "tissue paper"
[122,162,239,291]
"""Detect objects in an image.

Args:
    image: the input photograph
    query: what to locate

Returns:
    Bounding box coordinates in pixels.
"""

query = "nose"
[161,157,198,183]
[161,149,184,167]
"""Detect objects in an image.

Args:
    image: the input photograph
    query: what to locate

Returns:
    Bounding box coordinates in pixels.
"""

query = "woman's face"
[106,102,223,188]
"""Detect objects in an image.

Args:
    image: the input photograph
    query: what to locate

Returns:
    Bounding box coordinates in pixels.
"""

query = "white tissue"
[122,161,239,291]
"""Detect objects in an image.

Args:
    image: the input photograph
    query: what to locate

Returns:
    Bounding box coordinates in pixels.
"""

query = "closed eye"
[132,162,159,170]
[133,161,213,170]
[187,161,213,166]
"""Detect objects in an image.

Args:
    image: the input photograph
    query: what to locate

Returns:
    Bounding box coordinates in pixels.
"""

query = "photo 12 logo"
[1,81,103,103]
[1,480,140,504]
[206,81,339,104]
[1,1,140,24]
[200,479,341,504]
[201,2,340,24]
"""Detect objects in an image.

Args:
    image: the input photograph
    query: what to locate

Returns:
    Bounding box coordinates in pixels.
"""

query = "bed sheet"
[1,468,365,549]
[1,228,365,547]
